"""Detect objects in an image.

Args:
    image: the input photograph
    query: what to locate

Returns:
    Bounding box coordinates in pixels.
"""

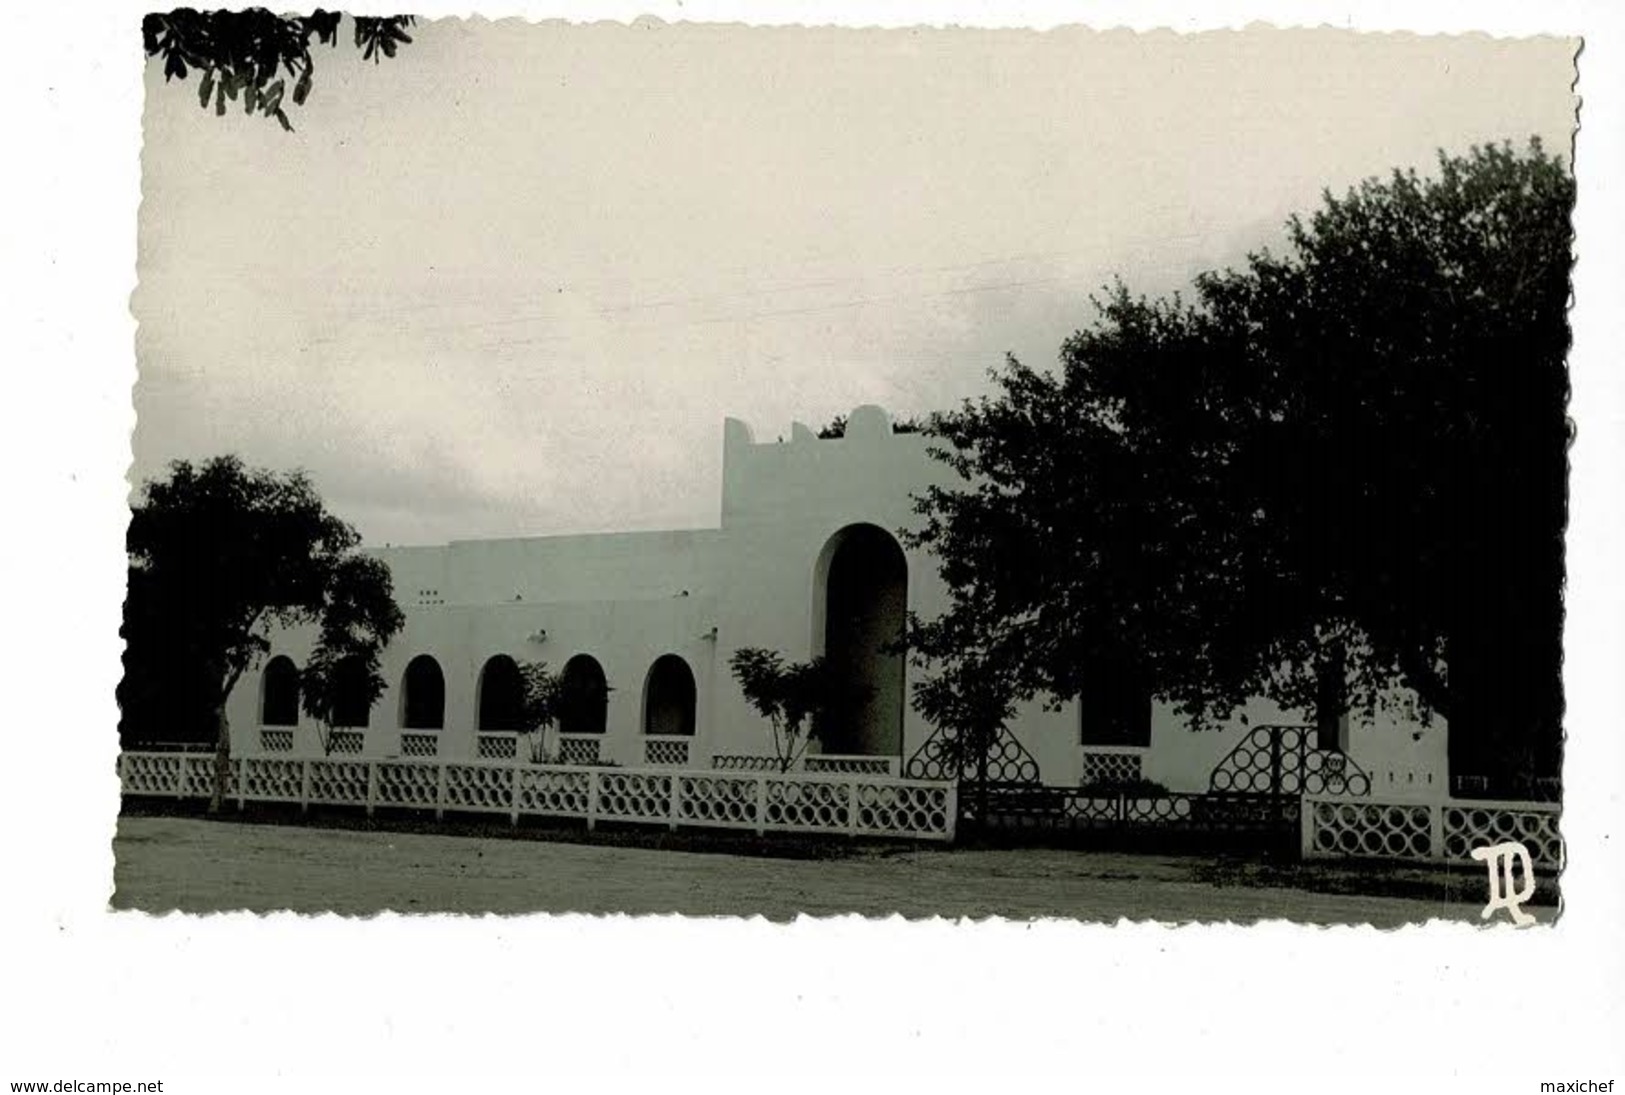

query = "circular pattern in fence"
[376,762,438,807]
[710,754,780,772]
[518,769,590,815]
[443,765,514,811]
[308,761,368,804]
[1209,725,1372,798]
[1125,796,1195,825]
[1311,800,1431,859]
[766,781,847,828]
[1442,805,1562,869]
[596,774,671,819]
[679,777,757,823]
[121,755,185,795]
[241,758,303,800]
[903,726,1040,785]
[852,784,949,835]
[805,756,893,776]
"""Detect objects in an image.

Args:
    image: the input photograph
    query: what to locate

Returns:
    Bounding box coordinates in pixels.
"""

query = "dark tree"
[908,140,1571,797]
[143,8,416,131]
[123,456,404,809]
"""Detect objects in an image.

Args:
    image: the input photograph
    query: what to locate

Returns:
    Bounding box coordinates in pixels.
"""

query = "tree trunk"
[209,703,231,815]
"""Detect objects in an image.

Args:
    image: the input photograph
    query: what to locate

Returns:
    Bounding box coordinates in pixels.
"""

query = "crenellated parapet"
[719,404,940,529]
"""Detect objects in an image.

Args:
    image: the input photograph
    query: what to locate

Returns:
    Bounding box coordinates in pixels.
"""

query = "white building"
[232,404,1447,799]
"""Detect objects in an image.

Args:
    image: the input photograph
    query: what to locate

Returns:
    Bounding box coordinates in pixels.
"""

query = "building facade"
[231,405,1448,798]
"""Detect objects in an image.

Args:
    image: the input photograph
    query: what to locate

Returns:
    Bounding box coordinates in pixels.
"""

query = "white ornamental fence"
[1301,795,1562,870]
[118,751,956,843]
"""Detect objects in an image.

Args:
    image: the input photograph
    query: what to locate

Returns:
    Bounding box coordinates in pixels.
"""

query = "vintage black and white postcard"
[7,0,1623,1090]
[117,12,1576,925]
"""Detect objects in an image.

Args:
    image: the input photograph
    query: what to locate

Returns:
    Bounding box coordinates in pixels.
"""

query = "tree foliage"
[907,140,1571,792]
[515,661,568,734]
[122,456,404,806]
[817,413,926,439]
[503,660,569,762]
[729,648,869,772]
[910,658,1019,772]
[909,654,1020,817]
[143,8,416,131]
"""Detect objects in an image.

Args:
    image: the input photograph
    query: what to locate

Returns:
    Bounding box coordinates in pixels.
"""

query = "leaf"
[164,51,187,82]
[292,67,313,106]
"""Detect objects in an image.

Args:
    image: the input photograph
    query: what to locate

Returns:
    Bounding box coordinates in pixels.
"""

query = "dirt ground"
[110,814,1555,926]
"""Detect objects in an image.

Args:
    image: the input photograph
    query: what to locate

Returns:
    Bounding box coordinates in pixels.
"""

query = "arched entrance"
[643,654,696,737]
[815,523,907,757]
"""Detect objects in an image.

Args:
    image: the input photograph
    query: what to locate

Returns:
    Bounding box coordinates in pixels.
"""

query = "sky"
[134,21,1578,546]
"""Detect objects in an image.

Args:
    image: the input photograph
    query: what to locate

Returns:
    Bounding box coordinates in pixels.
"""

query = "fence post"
[755,775,768,836]
[587,769,599,831]
[846,778,861,836]
[366,761,378,818]
[510,764,521,826]
[236,758,246,812]
[174,756,187,800]
[1429,800,1448,863]
[1299,796,1316,861]
[668,772,682,832]
[1268,728,1285,830]
[943,781,958,843]
[299,759,311,814]
[435,762,447,821]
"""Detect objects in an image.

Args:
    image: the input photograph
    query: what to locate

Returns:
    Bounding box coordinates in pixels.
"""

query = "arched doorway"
[261,656,300,726]
[815,523,907,756]
[643,654,696,737]
[477,655,525,731]
[559,654,609,735]
[401,655,446,729]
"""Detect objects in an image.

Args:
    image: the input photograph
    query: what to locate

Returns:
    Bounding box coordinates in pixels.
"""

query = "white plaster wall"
[708,405,960,761]
[228,404,1446,796]
[229,585,720,765]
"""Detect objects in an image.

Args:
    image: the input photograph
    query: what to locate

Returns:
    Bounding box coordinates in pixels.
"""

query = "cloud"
[134,22,1577,546]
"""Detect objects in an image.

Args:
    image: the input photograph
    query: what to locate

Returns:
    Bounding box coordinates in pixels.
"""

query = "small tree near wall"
[729,648,869,773]
[515,661,568,762]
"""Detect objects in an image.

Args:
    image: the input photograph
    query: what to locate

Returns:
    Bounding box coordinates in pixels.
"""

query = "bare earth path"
[111,816,1535,925]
